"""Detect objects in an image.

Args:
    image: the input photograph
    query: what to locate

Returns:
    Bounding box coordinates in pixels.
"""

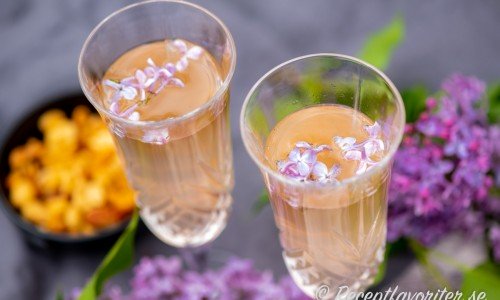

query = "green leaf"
[487,82,500,124]
[78,211,139,300]
[55,290,64,300]
[401,85,428,123]
[461,261,500,298]
[358,14,405,71]
[253,188,270,214]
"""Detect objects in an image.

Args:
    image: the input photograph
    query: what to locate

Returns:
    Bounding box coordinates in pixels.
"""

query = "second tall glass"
[241,54,405,298]
[79,0,236,248]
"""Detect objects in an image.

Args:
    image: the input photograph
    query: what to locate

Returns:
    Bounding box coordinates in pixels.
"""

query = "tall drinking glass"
[240,54,405,299]
[79,1,236,249]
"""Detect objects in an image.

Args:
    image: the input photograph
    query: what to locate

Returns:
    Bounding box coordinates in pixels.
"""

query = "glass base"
[283,246,384,299]
[139,192,232,248]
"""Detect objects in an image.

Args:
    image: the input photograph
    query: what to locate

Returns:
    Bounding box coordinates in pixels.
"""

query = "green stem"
[408,239,453,289]
[428,248,471,273]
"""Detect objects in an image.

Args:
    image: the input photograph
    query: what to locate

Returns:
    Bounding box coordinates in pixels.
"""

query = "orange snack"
[6,106,135,235]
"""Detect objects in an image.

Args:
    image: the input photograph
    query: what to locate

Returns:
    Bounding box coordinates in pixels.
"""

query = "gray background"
[0,0,499,299]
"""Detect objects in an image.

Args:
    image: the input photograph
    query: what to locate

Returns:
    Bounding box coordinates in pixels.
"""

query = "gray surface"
[0,0,499,299]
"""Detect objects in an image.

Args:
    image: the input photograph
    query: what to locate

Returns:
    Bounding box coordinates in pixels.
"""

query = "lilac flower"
[121,69,157,101]
[334,122,385,175]
[145,58,185,94]
[311,162,341,183]
[128,111,140,121]
[172,39,203,72]
[277,142,331,181]
[286,147,317,176]
[104,80,137,102]
[388,74,498,249]
[109,102,139,120]
[142,129,170,145]
[101,40,203,122]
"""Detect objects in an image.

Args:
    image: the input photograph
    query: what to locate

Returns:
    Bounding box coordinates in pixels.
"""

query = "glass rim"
[78,0,237,127]
[240,53,406,188]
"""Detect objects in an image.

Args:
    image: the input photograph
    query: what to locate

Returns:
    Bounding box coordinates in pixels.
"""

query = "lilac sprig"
[388,74,499,259]
[103,39,203,122]
[333,122,385,175]
[69,255,309,300]
[277,142,340,183]
[172,39,203,72]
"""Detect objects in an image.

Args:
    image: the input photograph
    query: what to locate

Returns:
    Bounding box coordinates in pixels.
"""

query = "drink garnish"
[334,122,385,175]
[277,142,340,183]
[277,122,385,182]
[103,39,203,121]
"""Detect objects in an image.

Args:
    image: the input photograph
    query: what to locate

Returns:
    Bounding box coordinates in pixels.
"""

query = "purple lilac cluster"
[388,74,500,261]
[70,256,308,300]
[103,39,202,121]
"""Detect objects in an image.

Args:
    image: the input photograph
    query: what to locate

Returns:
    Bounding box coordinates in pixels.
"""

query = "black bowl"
[0,94,129,247]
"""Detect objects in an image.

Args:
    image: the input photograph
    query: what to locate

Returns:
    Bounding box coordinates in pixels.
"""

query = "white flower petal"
[329,164,341,177]
[297,162,311,177]
[295,141,312,149]
[313,145,331,152]
[345,150,362,161]
[186,46,203,59]
[109,101,120,114]
[376,139,385,152]
[128,112,140,121]
[165,63,176,74]
[356,161,368,175]
[173,39,188,53]
[175,57,189,72]
[312,162,328,178]
[144,66,156,75]
[140,89,146,101]
[301,150,317,165]
[121,86,137,100]
[135,70,147,85]
[147,57,156,67]
[142,129,170,144]
[103,79,121,89]
[334,136,356,150]
[168,77,185,88]
[158,68,173,78]
[288,148,301,162]
[121,77,136,86]
[364,141,376,157]
[365,122,381,137]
